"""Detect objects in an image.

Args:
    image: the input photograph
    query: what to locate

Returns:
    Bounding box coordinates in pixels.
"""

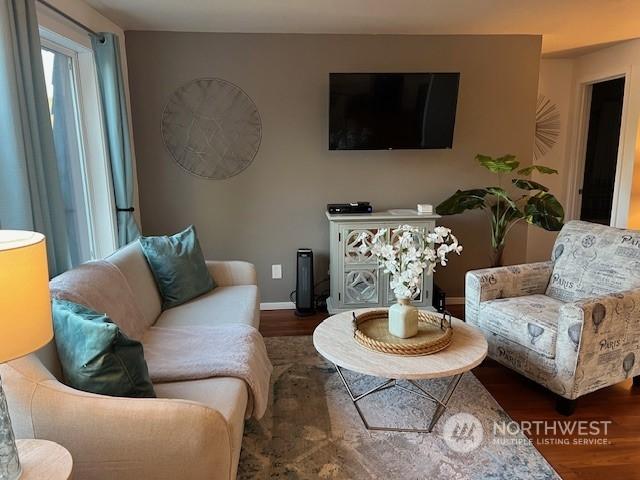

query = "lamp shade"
[0,231,52,363]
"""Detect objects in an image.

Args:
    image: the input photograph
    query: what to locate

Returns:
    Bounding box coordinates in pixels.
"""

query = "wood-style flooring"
[259,306,640,480]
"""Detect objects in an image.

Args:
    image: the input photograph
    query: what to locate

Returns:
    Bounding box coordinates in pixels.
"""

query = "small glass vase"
[388,297,419,338]
[0,375,21,480]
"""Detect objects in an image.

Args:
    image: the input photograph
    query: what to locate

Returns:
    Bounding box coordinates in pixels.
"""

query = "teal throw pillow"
[52,299,156,398]
[139,225,215,309]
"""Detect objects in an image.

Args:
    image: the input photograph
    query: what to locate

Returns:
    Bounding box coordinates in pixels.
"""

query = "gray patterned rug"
[238,336,560,479]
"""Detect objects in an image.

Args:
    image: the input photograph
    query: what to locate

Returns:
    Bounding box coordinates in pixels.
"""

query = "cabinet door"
[339,226,383,306]
[343,267,380,305]
[342,227,381,265]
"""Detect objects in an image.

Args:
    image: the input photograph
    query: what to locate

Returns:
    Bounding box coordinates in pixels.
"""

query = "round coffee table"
[313,308,488,433]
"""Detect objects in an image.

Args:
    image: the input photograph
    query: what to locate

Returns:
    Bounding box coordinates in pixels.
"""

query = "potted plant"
[358,225,462,338]
[436,154,564,267]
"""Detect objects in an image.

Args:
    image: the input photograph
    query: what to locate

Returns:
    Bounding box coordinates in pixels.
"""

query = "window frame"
[38,24,118,260]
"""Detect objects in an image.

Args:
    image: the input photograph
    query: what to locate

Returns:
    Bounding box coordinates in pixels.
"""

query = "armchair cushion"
[479,294,563,358]
[546,220,640,302]
[465,261,554,327]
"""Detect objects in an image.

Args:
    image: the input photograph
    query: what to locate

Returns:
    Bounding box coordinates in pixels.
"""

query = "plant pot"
[388,297,419,338]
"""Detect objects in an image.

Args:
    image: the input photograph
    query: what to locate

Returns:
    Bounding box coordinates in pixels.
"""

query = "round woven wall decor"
[161,78,262,179]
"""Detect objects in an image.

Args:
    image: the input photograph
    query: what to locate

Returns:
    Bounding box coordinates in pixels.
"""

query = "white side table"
[16,439,73,480]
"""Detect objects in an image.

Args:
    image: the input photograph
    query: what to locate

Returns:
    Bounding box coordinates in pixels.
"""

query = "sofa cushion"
[153,377,248,480]
[106,242,162,329]
[478,294,562,359]
[154,285,259,329]
[139,226,215,310]
[546,220,640,302]
[52,299,156,398]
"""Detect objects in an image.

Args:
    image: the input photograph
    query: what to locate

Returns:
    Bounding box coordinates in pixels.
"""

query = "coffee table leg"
[421,374,463,433]
[334,364,464,433]
[334,364,396,430]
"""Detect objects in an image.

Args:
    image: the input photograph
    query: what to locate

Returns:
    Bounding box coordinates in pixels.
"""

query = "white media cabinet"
[326,210,440,314]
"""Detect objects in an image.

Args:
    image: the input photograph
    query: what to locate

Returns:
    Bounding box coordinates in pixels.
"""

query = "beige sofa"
[0,242,260,480]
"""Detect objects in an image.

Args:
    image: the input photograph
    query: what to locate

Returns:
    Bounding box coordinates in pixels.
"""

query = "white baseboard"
[260,301,295,311]
[262,298,464,310]
[446,297,465,305]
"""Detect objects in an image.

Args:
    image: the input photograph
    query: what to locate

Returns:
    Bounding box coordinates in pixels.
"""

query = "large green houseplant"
[436,154,564,267]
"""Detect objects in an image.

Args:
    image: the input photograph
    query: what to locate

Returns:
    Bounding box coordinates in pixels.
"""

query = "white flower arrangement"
[358,225,462,300]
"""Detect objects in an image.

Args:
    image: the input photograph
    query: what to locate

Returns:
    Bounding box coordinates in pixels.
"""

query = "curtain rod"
[37,0,100,37]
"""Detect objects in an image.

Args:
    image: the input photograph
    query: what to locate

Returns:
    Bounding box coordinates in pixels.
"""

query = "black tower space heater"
[295,249,315,317]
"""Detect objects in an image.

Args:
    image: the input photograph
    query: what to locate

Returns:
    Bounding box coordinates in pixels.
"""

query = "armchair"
[466,220,640,414]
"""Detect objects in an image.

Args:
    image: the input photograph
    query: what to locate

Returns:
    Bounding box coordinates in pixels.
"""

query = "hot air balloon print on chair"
[592,303,606,333]
[527,323,544,345]
[623,353,636,378]
[568,323,582,352]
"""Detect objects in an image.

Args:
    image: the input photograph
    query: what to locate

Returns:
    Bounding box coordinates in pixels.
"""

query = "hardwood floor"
[259,305,640,480]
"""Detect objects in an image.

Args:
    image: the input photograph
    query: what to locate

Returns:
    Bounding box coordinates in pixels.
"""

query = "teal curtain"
[0,0,71,276]
[91,33,140,247]
[51,54,91,267]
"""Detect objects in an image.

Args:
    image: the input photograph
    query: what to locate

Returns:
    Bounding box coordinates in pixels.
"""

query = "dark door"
[579,77,625,225]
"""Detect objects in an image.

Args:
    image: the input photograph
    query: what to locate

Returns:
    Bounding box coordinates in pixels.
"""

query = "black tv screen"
[329,73,460,150]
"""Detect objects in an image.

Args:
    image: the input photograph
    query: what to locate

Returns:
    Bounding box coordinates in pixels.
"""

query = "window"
[41,43,93,264]
[39,26,118,265]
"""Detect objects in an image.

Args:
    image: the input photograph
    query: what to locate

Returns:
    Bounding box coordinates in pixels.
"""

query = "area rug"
[238,336,560,479]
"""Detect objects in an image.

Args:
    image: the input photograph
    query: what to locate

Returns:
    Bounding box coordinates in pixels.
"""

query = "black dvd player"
[327,202,373,214]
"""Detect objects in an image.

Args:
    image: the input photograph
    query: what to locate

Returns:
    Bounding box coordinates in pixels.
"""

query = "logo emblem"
[443,412,484,453]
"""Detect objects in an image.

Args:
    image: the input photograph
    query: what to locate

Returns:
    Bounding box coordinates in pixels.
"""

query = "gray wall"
[125,32,541,302]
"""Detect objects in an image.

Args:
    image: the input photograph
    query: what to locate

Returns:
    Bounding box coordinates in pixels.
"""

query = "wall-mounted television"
[329,72,460,150]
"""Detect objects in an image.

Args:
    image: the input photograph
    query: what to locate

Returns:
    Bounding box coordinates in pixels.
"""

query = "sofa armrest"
[206,260,257,287]
[556,287,640,399]
[465,261,554,326]
[2,357,235,480]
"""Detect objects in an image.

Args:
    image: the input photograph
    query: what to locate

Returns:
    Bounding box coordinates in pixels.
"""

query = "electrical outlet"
[271,264,282,280]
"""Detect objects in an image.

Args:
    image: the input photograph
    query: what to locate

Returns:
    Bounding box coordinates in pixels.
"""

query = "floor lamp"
[0,231,52,480]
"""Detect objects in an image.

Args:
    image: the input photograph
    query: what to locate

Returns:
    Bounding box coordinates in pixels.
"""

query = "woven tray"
[352,309,453,356]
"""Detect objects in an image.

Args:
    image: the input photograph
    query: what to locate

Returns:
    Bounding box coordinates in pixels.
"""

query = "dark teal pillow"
[139,225,215,309]
[52,299,156,398]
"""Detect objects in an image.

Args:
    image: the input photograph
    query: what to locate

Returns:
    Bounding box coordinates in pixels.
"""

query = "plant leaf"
[524,193,565,231]
[485,186,517,210]
[490,201,524,222]
[476,154,520,173]
[517,165,559,176]
[512,178,549,192]
[436,189,488,215]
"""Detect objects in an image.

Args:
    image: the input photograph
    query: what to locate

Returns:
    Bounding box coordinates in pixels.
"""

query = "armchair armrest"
[556,287,640,399]
[206,260,257,287]
[2,356,235,480]
[465,261,554,325]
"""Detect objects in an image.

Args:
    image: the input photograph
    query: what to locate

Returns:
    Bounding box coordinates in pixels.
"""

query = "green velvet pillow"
[52,299,155,398]
[139,225,215,309]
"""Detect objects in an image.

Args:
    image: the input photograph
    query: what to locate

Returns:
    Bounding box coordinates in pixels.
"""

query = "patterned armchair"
[466,220,640,414]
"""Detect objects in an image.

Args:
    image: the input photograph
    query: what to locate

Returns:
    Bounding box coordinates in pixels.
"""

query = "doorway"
[579,77,625,225]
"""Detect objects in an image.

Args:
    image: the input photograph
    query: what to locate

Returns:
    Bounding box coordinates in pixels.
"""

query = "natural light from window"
[41,46,94,265]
